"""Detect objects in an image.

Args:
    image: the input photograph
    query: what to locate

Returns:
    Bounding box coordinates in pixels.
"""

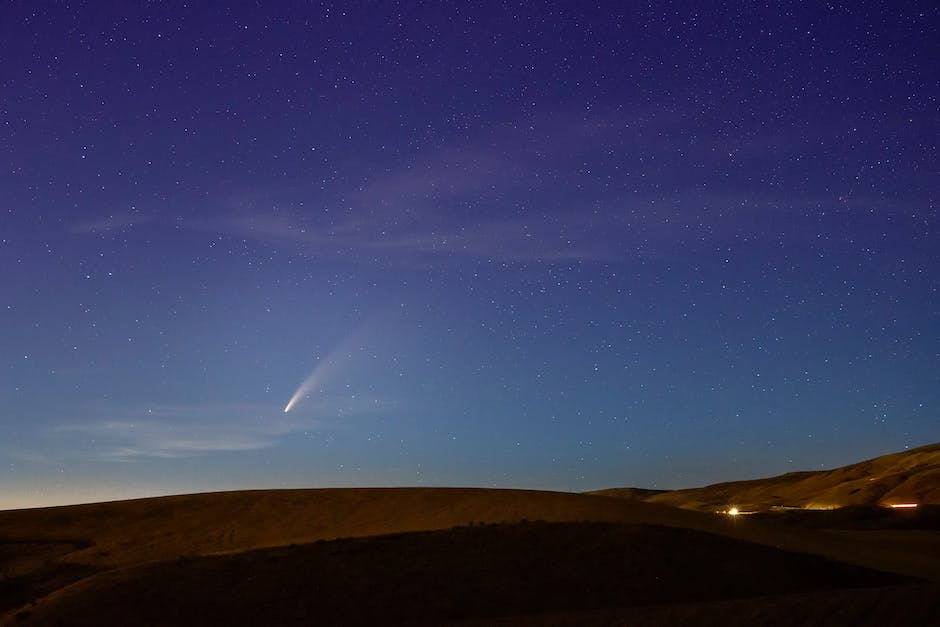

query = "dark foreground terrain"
[2,472,940,626]
[6,521,935,626]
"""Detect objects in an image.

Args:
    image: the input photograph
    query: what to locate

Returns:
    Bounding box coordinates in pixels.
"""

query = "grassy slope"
[2,445,939,626]
[636,442,940,512]
[3,487,939,580]
[6,522,919,627]
[0,488,715,568]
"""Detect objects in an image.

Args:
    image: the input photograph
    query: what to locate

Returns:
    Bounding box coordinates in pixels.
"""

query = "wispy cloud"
[201,107,914,266]
[215,209,627,264]
[71,211,154,234]
[3,448,60,465]
[51,399,378,461]
[204,111,646,264]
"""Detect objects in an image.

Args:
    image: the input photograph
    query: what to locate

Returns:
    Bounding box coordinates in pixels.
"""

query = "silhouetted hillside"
[599,443,940,513]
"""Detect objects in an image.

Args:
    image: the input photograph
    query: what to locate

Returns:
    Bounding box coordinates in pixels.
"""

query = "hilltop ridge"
[593,442,940,513]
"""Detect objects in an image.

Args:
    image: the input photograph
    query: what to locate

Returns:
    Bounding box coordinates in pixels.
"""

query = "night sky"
[2,2,938,509]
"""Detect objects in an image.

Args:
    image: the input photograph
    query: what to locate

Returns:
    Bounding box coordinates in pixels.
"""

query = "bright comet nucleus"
[283,389,307,414]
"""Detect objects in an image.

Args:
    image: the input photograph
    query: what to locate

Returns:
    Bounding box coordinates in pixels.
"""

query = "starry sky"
[2,2,938,509]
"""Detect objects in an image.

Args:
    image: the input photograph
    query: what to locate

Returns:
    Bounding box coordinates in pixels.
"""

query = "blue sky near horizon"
[1,2,938,509]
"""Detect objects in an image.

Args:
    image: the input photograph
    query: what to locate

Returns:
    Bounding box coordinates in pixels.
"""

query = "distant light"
[889,503,918,509]
[727,507,739,516]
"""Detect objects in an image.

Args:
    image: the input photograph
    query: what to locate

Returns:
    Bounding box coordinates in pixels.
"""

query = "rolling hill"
[2,443,939,625]
[593,442,940,513]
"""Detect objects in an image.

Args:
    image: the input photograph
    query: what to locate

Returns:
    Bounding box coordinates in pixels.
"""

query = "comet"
[283,363,329,412]
[284,351,344,412]
[283,323,373,413]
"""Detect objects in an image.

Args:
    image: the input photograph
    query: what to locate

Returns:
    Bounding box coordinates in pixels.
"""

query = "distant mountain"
[599,442,940,513]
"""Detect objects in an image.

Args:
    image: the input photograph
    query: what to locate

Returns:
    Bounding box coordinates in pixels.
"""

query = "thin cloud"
[71,211,154,234]
[205,107,911,266]
[203,111,647,264]
[215,209,625,264]
[52,399,378,461]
